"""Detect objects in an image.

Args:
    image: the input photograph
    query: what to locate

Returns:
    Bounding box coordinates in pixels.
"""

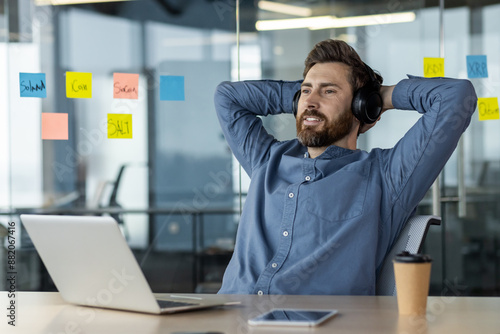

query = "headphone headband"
[363,62,380,87]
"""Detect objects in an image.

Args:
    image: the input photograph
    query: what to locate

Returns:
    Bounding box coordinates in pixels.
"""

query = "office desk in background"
[1,292,499,334]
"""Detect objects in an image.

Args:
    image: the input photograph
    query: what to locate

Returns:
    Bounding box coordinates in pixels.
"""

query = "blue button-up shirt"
[214,76,476,295]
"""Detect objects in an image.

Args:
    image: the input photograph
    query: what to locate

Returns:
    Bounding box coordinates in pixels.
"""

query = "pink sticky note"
[113,73,139,99]
[42,113,68,140]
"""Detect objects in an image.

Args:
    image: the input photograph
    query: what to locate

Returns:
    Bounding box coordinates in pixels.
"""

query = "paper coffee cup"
[393,251,432,316]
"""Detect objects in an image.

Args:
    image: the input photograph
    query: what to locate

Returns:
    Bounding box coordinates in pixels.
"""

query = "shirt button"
[271,263,278,268]
[283,231,289,237]
[288,192,294,198]
[257,290,264,295]
[305,176,311,181]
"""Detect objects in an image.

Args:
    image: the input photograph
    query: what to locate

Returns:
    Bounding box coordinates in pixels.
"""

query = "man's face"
[296,62,357,148]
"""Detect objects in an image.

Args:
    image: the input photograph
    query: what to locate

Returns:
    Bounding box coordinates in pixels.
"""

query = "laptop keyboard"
[157,300,199,309]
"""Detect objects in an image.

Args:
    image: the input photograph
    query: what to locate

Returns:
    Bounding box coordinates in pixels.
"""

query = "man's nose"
[303,91,320,110]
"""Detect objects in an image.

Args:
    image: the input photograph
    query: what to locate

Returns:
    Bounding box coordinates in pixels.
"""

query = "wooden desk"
[1,292,499,334]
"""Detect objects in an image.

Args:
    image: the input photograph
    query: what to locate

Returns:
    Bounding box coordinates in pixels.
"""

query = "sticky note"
[108,114,133,139]
[20,73,47,98]
[423,58,445,78]
[113,73,139,99]
[41,113,68,140]
[466,55,488,79]
[66,72,92,98]
[160,75,185,101]
[478,97,499,121]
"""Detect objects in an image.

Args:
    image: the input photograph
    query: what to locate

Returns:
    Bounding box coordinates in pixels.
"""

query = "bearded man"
[214,39,477,295]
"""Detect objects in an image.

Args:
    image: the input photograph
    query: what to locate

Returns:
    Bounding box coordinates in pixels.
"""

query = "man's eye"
[325,89,336,94]
[301,89,310,94]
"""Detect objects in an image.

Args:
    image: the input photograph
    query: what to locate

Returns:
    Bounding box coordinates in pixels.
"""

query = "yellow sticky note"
[41,113,68,140]
[66,72,92,98]
[113,73,139,99]
[108,114,133,139]
[478,97,500,121]
[424,58,445,78]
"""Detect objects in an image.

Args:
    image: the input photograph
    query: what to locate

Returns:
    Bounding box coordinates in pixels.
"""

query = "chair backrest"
[375,215,441,296]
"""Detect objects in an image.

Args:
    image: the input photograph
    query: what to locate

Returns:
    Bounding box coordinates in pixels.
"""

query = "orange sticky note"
[478,97,499,121]
[42,113,68,140]
[424,58,445,78]
[113,73,139,99]
[108,114,133,139]
[66,72,92,98]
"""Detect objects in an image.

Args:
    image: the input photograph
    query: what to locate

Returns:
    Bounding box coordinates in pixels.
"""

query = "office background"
[0,0,499,296]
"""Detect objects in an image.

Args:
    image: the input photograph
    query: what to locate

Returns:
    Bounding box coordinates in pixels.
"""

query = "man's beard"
[296,108,354,148]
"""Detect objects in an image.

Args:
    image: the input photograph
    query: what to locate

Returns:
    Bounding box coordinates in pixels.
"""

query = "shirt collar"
[312,145,356,159]
[294,140,355,159]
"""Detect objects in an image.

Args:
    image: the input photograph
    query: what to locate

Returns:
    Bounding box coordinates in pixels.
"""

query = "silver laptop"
[20,214,239,314]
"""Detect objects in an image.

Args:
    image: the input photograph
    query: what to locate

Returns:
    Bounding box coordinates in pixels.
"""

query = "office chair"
[92,164,130,240]
[375,215,441,296]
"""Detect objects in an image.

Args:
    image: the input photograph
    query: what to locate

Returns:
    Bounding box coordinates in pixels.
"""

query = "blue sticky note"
[20,73,47,98]
[160,75,185,101]
[466,55,488,78]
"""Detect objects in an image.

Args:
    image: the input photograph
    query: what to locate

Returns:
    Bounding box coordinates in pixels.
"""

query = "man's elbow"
[453,79,478,112]
[446,79,477,132]
[214,81,234,113]
[214,81,233,100]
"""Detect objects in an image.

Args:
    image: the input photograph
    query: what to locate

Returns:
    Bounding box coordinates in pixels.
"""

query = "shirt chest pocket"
[305,164,371,222]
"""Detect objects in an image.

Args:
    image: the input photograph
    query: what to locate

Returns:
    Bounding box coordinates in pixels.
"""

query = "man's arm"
[380,85,395,111]
[383,75,477,213]
[214,80,301,176]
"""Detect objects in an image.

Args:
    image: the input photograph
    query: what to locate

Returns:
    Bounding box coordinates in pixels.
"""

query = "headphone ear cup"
[364,90,383,123]
[292,90,301,118]
[351,86,382,124]
[351,88,365,122]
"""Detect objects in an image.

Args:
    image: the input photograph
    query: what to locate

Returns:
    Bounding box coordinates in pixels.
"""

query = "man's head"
[302,39,381,92]
[296,39,383,151]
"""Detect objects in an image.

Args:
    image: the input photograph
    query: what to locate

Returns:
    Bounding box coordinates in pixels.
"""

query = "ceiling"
[4,0,500,33]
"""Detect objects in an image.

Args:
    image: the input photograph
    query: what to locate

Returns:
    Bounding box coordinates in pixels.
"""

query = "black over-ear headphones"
[292,63,382,124]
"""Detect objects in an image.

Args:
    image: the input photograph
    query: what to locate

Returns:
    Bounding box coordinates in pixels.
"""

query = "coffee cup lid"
[394,251,432,263]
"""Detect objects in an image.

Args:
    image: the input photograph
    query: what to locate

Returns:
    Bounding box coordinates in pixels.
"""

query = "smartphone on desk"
[248,309,338,327]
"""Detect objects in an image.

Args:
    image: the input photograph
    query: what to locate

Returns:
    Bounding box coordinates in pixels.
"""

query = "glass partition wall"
[1,0,499,296]
[1,0,245,293]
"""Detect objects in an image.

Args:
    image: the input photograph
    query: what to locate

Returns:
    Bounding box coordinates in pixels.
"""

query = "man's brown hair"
[303,39,382,92]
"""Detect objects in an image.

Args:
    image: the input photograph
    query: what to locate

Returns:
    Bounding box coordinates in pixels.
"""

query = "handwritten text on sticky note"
[108,114,132,139]
[42,113,68,140]
[113,73,139,99]
[160,75,185,101]
[478,97,499,121]
[20,73,47,98]
[424,58,445,78]
[66,72,92,98]
[466,55,488,79]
